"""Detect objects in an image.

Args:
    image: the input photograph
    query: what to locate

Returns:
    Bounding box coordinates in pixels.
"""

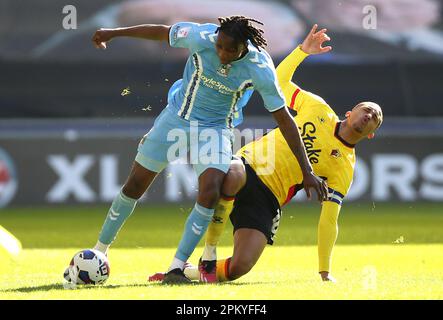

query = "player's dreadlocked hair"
[217,16,267,51]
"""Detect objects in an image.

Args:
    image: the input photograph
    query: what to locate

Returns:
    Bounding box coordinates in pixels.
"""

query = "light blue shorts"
[136,106,234,177]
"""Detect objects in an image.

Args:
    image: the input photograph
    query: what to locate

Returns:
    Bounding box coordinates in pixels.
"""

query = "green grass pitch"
[1,202,442,300]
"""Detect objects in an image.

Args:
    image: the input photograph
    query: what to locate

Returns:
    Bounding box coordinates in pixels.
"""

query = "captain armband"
[327,187,344,206]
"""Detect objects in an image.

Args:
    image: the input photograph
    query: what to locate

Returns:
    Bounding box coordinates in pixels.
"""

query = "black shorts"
[230,160,282,245]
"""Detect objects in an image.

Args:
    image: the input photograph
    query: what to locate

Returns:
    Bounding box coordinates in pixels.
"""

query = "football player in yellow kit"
[148,24,383,283]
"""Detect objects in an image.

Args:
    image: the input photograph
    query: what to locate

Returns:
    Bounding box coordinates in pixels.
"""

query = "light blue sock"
[98,190,137,245]
[174,203,214,263]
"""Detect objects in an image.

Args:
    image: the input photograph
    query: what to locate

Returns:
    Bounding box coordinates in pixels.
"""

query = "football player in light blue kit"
[87,16,327,284]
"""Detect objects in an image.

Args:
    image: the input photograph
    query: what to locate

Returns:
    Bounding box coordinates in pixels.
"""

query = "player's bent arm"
[92,25,170,48]
[276,47,324,112]
[276,45,308,106]
[318,201,341,274]
[276,45,309,89]
[276,24,332,111]
[277,24,330,86]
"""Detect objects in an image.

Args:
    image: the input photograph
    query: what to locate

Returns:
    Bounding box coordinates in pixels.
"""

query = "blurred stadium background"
[1,0,443,299]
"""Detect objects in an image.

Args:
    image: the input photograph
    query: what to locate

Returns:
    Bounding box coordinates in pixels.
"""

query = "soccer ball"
[64,249,110,285]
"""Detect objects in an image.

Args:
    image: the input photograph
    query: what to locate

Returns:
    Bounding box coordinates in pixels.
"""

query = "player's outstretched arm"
[318,201,341,282]
[276,24,332,110]
[301,24,332,56]
[278,24,331,83]
[92,24,170,49]
[272,108,328,202]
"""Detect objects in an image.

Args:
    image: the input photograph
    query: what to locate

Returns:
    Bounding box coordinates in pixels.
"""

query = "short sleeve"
[169,22,217,52]
[251,56,286,112]
[325,164,354,206]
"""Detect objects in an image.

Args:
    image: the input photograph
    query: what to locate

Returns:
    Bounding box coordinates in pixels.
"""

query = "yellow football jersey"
[238,47,355,207]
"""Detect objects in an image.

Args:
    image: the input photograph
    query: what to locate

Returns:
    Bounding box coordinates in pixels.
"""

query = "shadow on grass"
[2,279,271,293]
[1,283,64,293]
[1,281,213,293]
[217,281,275,286]
[151,280,275,287]
[1,283,150,293]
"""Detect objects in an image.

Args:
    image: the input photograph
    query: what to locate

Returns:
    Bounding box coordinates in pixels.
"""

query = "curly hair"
[217,16,267,51]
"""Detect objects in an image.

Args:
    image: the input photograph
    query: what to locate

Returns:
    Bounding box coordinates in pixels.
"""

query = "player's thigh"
[229,164,282,246]
[193,128,233,207]
[222,156,246,196]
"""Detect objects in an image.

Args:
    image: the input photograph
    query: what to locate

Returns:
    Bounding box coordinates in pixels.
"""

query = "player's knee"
[122,176,148,199]
[222,161,246,196]
[228,258,254,280]
[198,185,221,208]
[198,170,225,207]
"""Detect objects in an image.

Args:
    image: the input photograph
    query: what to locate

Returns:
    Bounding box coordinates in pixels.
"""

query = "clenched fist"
[92,29,115,49]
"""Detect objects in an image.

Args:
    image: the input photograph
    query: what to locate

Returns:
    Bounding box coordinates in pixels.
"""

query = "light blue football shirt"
[168,22,286,128]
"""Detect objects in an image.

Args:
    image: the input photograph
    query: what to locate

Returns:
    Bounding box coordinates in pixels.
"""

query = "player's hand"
[92,29,114,49]
[320,271,337,283]
[301,24,332,55]
[303,172,328,202]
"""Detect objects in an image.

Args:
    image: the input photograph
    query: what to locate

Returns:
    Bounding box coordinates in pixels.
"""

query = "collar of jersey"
[334,121,356,149]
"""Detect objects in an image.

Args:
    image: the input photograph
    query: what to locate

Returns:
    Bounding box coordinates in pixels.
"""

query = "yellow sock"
[202,196,234,261]
[216,257,232,282]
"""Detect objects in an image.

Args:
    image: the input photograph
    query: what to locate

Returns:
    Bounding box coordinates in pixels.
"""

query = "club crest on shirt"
[330,149,341,158]
[177,27,190,39]
[217,64,232,77]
